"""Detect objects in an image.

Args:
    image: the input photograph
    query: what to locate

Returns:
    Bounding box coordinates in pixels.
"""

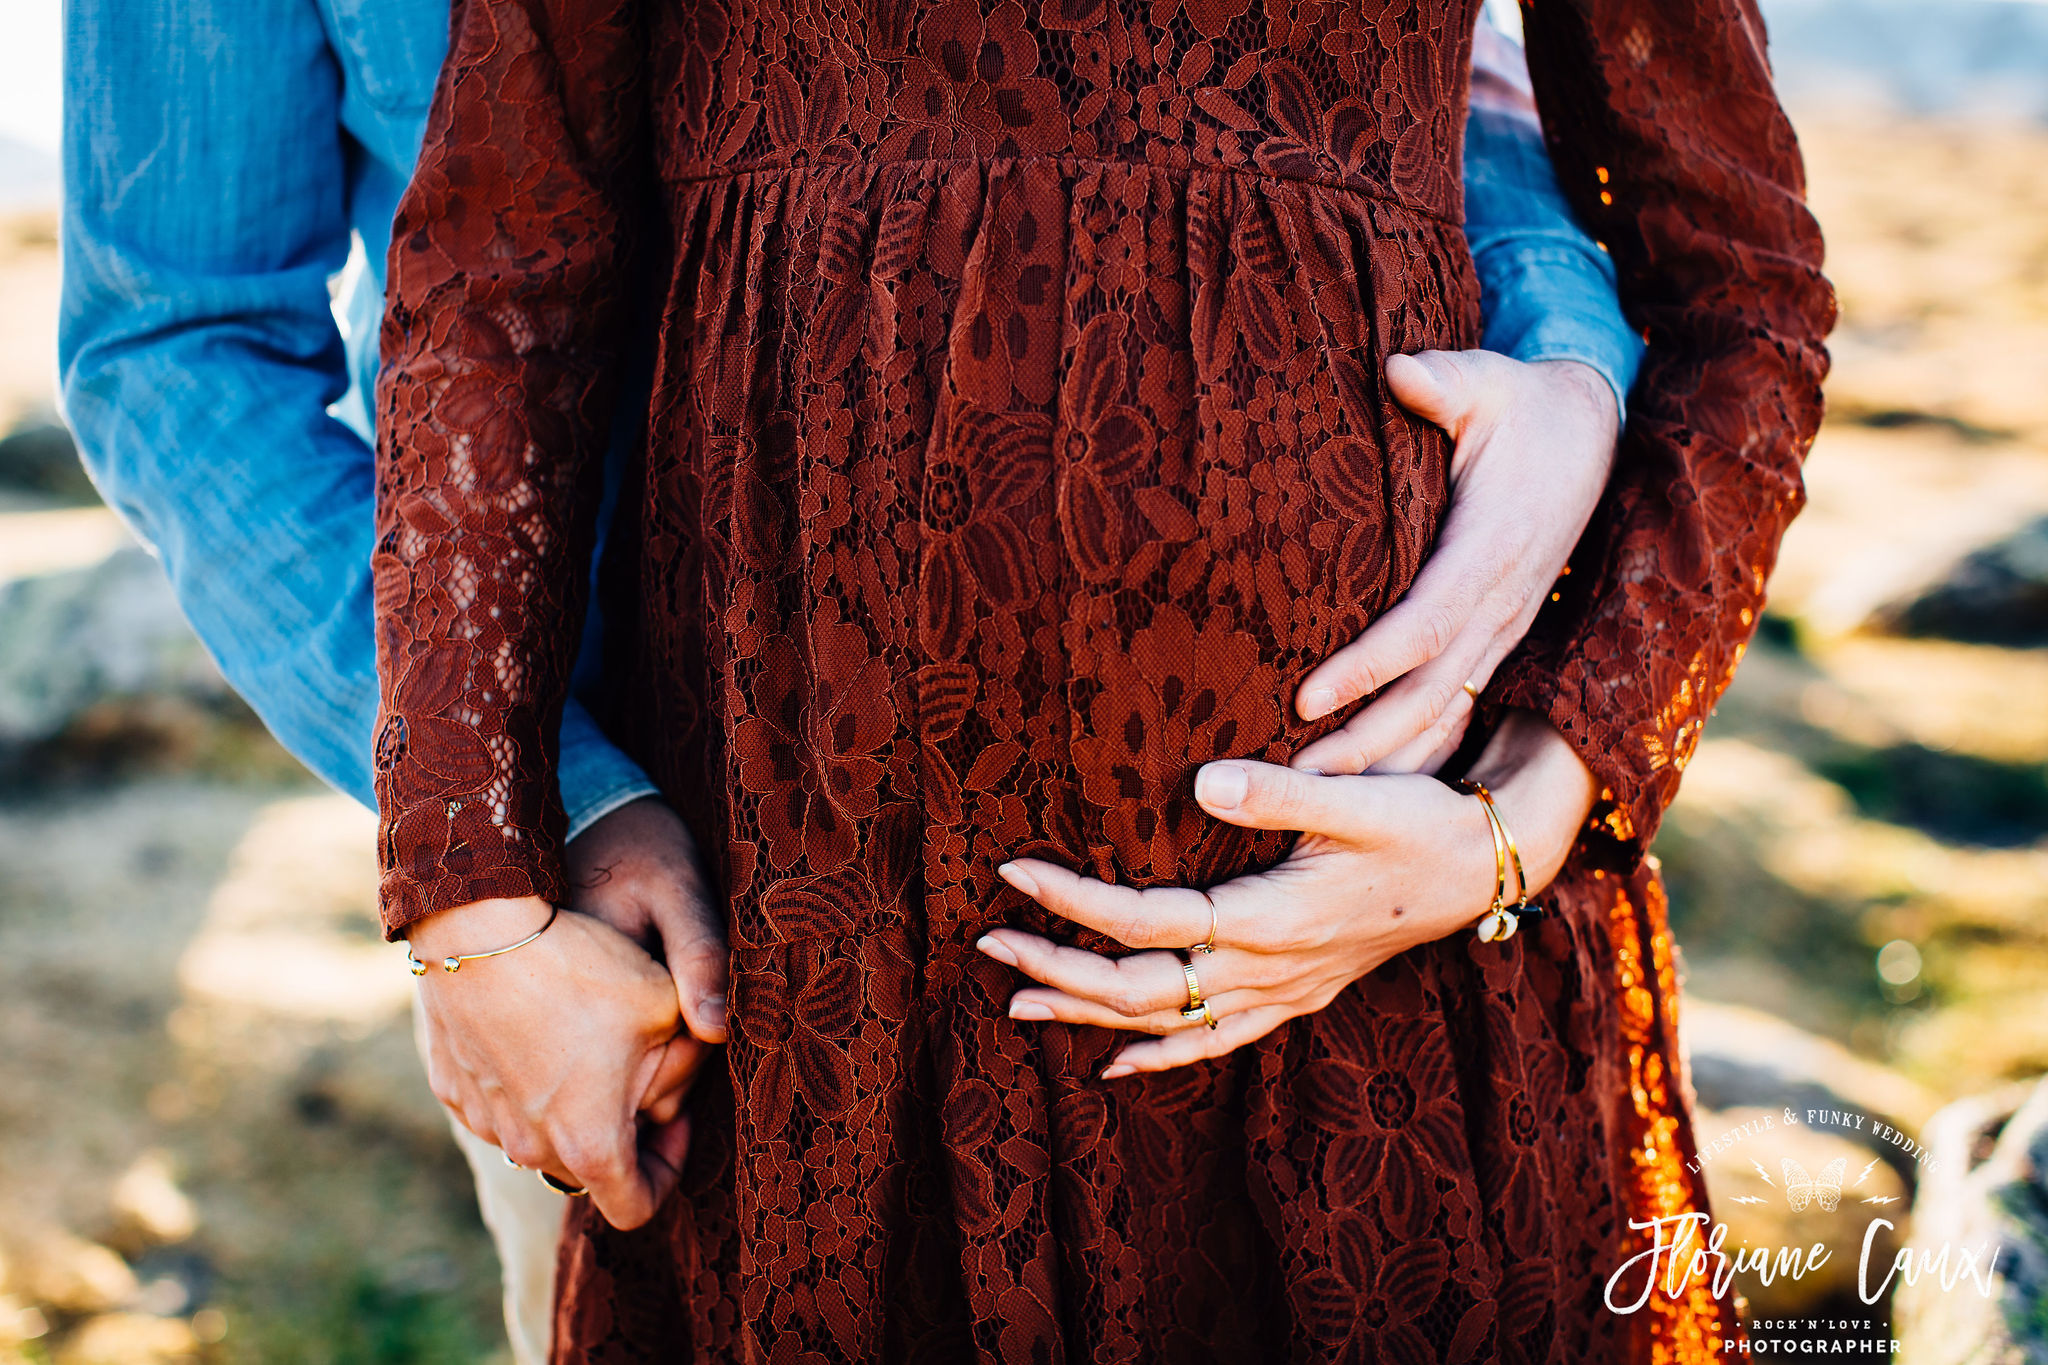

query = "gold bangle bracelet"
[407,904,561,977]
[1469,780,1529,909]
[1472,781,1507,912]
[1458,780,1536,944]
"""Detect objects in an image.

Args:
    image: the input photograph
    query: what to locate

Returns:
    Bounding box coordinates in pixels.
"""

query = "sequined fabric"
[371,0,1831,1358]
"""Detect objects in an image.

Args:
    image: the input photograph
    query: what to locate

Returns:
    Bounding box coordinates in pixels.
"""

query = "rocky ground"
[1,104,2045,1362]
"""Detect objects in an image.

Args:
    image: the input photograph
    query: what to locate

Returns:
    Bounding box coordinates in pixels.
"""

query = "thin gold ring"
[538,1170,589,1197]
[1179,957,1204,1019]
[1462,680,1480,700]
[1192,897,1218,955]
[1176,951,1220,1029]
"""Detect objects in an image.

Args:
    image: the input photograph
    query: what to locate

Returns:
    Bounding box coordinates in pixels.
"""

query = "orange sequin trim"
[1607,873,1740,1361]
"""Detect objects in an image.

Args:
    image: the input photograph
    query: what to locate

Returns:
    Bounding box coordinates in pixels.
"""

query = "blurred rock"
[0,1296,51,1348]
[0,505,133,583]
[126,1250,214,1323]
[1694,1106,1909,1316]
[0,547,227,754]
[1873,516,2048,647]
[0,419,97,505]
[109,1152,197,1247]
[1684,1000,1941,1185]
[22,1233,136,1316]
[54,1313,197,1365]
[1894,1079,2048,1365]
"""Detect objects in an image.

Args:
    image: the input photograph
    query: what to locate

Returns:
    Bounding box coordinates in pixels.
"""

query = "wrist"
[404,896,556,960]
[1463,710,1597,894]
[1530,358,1621,444]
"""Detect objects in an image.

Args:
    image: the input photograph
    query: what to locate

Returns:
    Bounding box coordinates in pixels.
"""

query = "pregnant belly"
[611,157,1477,949]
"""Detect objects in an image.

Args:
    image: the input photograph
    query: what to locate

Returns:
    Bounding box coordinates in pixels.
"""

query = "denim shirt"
[1465,17,1642,419]
[58,0,1639,836]
[58,0,655,837]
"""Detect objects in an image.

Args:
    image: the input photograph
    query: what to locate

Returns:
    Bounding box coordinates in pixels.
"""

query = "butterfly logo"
[1782,1157,1847,1212]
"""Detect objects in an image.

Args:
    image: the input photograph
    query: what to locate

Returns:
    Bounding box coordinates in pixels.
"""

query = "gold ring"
[538,1170,589,1197]
[1192,897,1218,955]
[1177,950,1218,1028]
[1178,949,1206,1015]
[1462,680,1480,700]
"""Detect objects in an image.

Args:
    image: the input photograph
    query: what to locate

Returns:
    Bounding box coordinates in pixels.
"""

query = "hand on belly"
[976,709,1598,1076]
[1290,351,1619,777]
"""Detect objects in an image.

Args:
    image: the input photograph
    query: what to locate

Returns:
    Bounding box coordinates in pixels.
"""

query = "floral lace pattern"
[372,0,1831,1359]
[1494,2,1836,861]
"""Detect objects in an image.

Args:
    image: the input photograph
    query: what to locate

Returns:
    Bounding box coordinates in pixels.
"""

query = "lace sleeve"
[1489,0,1836,863]
[371,0,648,935]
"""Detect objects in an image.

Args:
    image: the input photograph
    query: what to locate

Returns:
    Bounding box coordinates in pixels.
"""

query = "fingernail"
[1101,1063,1136,1080]
[996,862,1038,898]
[700,995,727,1033]
[976,934,1019,968]
[1195,763,1248,810]
[1009,999,1054,1021]
[1300,687,1336,720]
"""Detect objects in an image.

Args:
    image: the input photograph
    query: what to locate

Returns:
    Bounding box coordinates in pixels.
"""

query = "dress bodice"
[640,0,1479,220]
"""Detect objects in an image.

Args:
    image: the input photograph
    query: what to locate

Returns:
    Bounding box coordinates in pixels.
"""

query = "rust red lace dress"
[371,0,1832,1359]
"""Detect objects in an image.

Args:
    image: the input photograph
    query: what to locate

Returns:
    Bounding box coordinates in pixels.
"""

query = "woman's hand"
[1292,352,1619,777]
[409,896,701,1229]
[978,710,1598,1077]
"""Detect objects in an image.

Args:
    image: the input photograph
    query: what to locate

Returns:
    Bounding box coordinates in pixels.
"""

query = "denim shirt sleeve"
[1462,99,1645,421]
[58,0,653,843]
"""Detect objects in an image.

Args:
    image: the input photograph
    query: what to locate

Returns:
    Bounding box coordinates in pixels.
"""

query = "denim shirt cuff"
[1464,104,1643,424]
[557,702,662,845]
[1471,236,1640,424]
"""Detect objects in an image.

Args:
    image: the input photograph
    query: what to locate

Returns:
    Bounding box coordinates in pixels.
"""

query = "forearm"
[61,0,381,804]
[64,327,651,838]
[1499,0,1834,860]
[1461,14,1644,419]
[373,0,650,934]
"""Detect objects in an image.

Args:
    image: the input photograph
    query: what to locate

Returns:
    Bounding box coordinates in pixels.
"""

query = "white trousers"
[411,992,565,1365]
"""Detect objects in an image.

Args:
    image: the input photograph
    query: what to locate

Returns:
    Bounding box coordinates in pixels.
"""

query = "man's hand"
[1292,351,1619,776]
[566,797,730,1048]
[409,896,703,1230]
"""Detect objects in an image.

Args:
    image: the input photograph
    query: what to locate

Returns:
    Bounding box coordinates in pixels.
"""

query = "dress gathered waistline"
[661,151,1465,227]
